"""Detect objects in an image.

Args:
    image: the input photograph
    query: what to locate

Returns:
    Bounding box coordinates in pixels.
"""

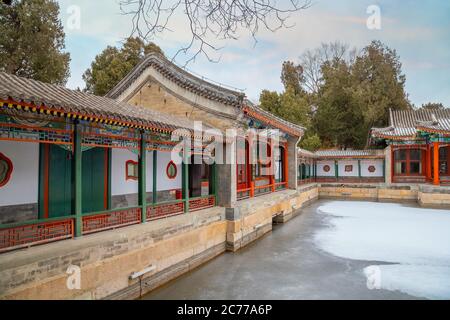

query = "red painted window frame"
[166,160,178,179]
[393,148,425,176]
[0,152,13,187]
[125,159,138,180]
[236,138,251,191]
[438,146,450,175]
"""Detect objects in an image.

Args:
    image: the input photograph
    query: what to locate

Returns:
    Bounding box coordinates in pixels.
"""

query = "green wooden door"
[40,145,108,218]
[82,147,107,214]
[40,144,73,218]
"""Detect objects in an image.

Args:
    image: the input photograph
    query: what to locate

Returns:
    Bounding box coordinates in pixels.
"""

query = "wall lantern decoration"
[125,160,138,180]
[323,165,331,173]
[0,152,13,187]
[166,161,177,179]
[368,165,376,173]
[345,165,353,172]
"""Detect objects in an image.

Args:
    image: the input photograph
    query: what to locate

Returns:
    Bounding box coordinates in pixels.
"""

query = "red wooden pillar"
[426,144,432,182]
[249,134,255,197]
[433,142,440,185]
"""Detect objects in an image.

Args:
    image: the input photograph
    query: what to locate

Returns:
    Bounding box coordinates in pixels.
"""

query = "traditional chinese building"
[298,149,385,184]
[0,53,304,257]
[4,54,449,300]
[106,53,305,202]
[371,108,450,185]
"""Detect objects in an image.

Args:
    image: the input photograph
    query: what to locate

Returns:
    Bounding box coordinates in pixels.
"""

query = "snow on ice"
[314,201,450,299]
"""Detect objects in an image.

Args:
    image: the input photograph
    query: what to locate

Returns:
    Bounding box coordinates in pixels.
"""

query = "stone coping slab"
[0,206,224,271]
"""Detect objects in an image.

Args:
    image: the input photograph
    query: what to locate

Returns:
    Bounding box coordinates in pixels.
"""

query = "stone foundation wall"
[418,185,450,207]
[378,186,418,201]
[112,190,181,209]
[226,186,319,251]
[0,203,38,224]
[2,183,450,300]
[318,184,419,202]
[0,207,226,300]
[274,184,319,223]
[319,184,378,200]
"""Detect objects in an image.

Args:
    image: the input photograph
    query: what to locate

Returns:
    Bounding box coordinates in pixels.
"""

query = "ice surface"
[314,201,450,299]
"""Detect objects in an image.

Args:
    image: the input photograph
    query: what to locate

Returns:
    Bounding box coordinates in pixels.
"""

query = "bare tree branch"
[298,41,357,94]
[119,0,311,65]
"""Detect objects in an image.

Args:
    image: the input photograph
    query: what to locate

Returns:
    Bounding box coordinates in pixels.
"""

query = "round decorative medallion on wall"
[323,165,331,173]
[166,161,177,179]
[0,152,13,187]
[368,165,376,173]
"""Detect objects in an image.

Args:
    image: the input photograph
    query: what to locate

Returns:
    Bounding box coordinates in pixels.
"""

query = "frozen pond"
[315,201,450,299]
[143,200,450,300]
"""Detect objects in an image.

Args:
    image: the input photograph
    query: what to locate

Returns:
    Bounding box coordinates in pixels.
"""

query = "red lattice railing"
[146,201,184,221]
[0,218,74,253]
[237,189,251,200]
[82,207,141,235]
[189,196,215,212]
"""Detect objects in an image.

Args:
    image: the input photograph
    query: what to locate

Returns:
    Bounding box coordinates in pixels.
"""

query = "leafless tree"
[119,0,311,65]
[299,41,357,94]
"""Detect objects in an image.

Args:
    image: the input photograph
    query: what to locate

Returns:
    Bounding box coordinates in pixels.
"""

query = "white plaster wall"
[146,150,153,192]
[111,148,138,196]
[338,160,359,177]
[0,141,39,206]
[317,160,335,177]
[156,151,181,191]
[361,159,384,177]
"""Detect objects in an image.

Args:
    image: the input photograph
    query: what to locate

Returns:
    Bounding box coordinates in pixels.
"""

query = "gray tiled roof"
[297,148,316,158]
[372,108,450,139]
[0,71,209,132]
[314,149,384,158]
[243,100,305,137]
[298,149,384,159]
[106,53,245,107]
[105,53,304,137]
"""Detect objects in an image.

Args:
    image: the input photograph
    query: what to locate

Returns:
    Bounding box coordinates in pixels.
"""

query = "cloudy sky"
[58,0,450,107]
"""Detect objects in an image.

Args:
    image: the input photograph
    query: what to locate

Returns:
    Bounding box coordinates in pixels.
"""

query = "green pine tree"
[0,0,70,85]
[83,37,164,96]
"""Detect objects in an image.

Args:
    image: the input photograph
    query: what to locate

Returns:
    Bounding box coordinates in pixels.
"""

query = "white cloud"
[58,0,450,106]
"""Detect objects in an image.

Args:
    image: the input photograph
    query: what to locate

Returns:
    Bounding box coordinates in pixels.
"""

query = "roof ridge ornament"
[431,113,439,125]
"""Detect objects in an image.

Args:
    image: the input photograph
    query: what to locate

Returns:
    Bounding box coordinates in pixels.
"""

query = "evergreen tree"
[313,60,366,148]
[300,134,321,151]
[261,41,411,149]
[281,61,304,95]
[83,37,164,96]
[0,0,70,85]
[352,40,411,128]
[259,88,310,129]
